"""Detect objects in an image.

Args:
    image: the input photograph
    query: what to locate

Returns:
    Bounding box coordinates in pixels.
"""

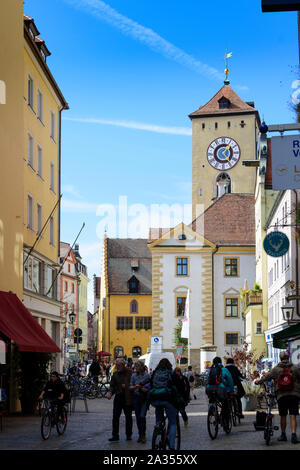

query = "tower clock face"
[207,137,240,170]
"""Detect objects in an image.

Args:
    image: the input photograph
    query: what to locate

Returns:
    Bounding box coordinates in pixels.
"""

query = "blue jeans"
[152,400,178,449]
[133,394,148,437]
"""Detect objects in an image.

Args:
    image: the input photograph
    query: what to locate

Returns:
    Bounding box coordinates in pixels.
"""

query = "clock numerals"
[207,137,240,170]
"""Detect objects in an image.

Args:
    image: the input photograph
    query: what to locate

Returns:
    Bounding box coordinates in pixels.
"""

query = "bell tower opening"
[215,172,231,198]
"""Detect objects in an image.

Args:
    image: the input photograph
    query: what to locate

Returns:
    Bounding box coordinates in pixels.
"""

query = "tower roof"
[189,85,258,119]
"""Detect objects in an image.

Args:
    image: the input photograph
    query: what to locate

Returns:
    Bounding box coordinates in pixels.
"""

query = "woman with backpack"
[149,358,178,450]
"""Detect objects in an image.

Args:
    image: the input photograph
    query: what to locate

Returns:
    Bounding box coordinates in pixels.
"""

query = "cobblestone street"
[1,388,299,452]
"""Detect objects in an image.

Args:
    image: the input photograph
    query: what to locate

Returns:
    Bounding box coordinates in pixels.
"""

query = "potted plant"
[241,380,261,411]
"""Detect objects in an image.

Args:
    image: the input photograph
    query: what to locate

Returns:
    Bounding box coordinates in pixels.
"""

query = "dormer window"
[178,234,187,240]
[128,276,139,294]
[29,27,35,40]
[218,97,230,110]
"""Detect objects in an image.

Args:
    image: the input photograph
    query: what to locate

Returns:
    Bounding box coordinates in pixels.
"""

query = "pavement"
[0,388,299,452]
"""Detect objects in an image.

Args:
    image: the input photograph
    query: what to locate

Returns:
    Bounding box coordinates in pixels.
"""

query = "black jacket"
[172,374,190,405]
[225,364,245,398]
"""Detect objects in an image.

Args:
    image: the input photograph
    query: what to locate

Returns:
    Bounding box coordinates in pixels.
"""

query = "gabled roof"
[148,222,216,249]
[107,239,152,294]
[189,85,259,119]
[191,193,255,246]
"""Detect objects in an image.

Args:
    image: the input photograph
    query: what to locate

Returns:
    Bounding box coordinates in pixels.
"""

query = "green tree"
[173,318,188,353]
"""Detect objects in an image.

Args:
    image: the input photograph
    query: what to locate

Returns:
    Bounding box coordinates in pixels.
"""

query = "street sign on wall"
[150,336,162,352]
[271,135,300,189]
[263,231,290,257]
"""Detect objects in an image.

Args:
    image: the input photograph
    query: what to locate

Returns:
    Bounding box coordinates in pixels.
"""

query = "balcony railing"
[241,291,263,312]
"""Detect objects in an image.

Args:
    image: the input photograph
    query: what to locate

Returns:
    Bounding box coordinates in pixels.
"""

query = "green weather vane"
[224,51,232,85]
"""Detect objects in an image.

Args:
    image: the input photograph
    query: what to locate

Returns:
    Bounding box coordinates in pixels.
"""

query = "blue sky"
[24,0,299,311]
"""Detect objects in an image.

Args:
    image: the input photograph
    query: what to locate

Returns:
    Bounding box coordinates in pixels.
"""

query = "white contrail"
[65,0,224,82]
[63,116,192,136]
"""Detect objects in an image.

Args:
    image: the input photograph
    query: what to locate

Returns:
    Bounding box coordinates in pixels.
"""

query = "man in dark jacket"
[89,358,101,383]
[225,358,245,419]
[107,358,133,442]
[255,351,300,444]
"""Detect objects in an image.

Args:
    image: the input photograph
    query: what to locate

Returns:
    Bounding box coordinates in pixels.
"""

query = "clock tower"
[189,83,260,219]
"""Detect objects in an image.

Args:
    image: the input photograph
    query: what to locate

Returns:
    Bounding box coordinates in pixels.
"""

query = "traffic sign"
[271,135,300,189]
[263,231,290,257]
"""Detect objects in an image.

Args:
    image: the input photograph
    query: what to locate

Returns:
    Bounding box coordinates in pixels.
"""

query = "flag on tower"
[225,52,232,59]
[181,289,190,339]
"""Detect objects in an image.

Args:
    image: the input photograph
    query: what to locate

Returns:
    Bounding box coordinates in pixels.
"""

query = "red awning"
[0,291,60,353]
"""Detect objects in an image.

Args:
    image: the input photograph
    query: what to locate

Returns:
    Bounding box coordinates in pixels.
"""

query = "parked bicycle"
[40,399,68,440]
[152,406,181,450]
[207,390,232,439]
[254,383,278,446]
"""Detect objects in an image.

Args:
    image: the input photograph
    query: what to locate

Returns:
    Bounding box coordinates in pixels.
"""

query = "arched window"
[130,300,138,314]
[114,346,124,359]
[132,346,142,358]
[128,275,139,294]
[215,172,231,198]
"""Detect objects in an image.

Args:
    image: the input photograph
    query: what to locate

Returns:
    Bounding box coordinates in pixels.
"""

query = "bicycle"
[228,388,241,427]
[152,406,181,450]
[40,399,68,440]
[207,390,232,439]
[254,383,278,446]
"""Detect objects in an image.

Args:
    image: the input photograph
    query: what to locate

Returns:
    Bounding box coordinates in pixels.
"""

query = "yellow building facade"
[0,0,24,299]
[22,14,68,372]
[98,236,152,361]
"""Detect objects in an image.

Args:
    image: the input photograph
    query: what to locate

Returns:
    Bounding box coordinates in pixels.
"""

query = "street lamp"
[281,304,295,324]
[69,311,76,324]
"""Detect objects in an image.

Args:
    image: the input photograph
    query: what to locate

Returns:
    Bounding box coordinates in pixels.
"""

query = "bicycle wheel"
[41,409,52,440]
[222,408,232,434]
[207,404,219,440]
[152,426,165,450]
[229,399,236,427]
[264,417,272,446]
[56,406,68,435]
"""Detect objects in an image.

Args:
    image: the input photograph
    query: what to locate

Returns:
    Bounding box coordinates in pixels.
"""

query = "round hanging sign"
[263,231,290,257]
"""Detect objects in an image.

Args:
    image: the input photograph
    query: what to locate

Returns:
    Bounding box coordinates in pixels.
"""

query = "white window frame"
[37,144,43,177]
[37,203,42,235]
[27,194,33,230]
[37,88,43,122]
[50,215,54,246]
[28,132,34,168]
[50,162,55,192]
[28,74,34,109]
[50,111,55,140]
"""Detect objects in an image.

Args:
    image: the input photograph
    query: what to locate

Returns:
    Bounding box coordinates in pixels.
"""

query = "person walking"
[173,367,190,426]
[129,360,151,443]
[106,358,133,442]
[149,358,178,450]
[225,358,245,419]
[89,357,101,384]
[187,366,197,400]
[255,350,300,444]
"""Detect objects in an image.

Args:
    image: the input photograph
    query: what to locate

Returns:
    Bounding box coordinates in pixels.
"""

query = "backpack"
[189,374,195,383]
[207,365,222,387]
[150,368,173,401]
[277,365,295,391]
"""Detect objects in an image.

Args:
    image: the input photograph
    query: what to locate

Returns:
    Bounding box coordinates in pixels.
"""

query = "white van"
[138,352,176,374]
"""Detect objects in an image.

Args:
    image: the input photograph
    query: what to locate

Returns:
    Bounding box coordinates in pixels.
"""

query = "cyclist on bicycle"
[39,371,67,422]
[149,358,179,450]
[206,357,234,427]
[225,358,245,419]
